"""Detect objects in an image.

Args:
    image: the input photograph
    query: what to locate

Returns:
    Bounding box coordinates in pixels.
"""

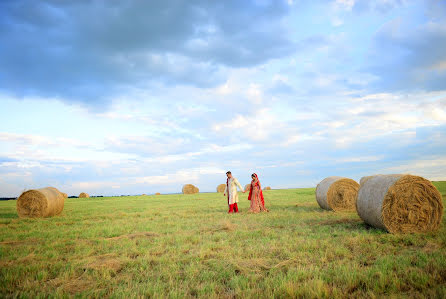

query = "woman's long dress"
[249,181,268,213]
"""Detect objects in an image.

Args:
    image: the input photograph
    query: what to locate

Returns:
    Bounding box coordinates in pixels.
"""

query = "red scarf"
[248,173,265,207]
[226,177,230,206]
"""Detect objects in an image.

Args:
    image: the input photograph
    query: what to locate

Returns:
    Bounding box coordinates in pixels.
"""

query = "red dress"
[248,174,268,213]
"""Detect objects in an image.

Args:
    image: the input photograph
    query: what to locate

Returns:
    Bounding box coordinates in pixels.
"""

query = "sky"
[0,0,445,197]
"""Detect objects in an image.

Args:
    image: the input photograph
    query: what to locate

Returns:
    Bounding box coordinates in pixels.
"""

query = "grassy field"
[0,184,445,298]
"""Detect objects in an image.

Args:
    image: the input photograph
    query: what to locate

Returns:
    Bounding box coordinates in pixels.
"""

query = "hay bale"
[16,187,65,218]
[359,175,393,186]
[217,184,226,193]
[359,176,373,186]
[79,192,90,198]
[264,186,272,190]
[61,192,68,198]
[182,184,199,194]
[316,176,359,211]
[357,174,443,233]
[245,184,251,191]
[155,193,161,195]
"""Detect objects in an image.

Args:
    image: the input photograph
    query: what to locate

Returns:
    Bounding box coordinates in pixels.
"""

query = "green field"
[1,185,445,298]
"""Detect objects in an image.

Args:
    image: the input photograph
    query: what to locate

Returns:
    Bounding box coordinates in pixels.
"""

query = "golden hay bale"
[61,192,68,198]
[217,184,226,193]
[79,192,90,198]
[17,187,65,218]
[264,186,272,190]
[155,193,161,195]
[316,176,359,211]
[182,184,199,194]
[357,174,443,233]
[245,184,251,192]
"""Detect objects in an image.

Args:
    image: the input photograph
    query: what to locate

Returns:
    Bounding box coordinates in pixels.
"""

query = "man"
[224,171,245,213]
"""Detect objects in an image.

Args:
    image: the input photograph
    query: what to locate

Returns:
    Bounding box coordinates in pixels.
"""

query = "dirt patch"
[49,275,94,295]
[105,231,158,241]
[208,221,236,233]
[0,252,40,267]
[423,241,441,253]
[48,274,95,295]
[0,238,40,246]
[234,258,298,273]
[83,254,124,273]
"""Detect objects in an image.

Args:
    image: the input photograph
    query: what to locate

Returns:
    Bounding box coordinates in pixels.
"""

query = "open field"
[1,184,445,298]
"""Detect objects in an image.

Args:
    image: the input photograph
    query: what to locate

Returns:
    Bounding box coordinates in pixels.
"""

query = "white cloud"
[336,155,383,163]
[135,167,225,185]
[334,0,356,11]
[381,157,446,181]
[213,108,288,142]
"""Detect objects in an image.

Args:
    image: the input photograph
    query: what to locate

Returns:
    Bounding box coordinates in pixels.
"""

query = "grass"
[0,185,445,298]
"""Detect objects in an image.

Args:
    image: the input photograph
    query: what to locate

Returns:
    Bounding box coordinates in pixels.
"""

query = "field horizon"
[1,184,445,298]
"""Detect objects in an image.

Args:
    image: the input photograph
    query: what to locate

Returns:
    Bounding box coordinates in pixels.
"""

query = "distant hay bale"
[155,193,161,195]
[245,184,251,191]
[182,184,199,194]
[79,192,90,198]
[17,187,65,218]
[316,176,359,211]
[357,174,443,233]
[217,184,226,193]
[264,186,272,190]
[61,192,68,198]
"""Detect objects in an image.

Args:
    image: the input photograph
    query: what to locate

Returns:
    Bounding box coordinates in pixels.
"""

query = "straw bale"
[217,184,226,193]
[79,192,90,198]
[316,176,359,211]
[16,187,65,218]
[357,174,443,233]
[182,184,199,194]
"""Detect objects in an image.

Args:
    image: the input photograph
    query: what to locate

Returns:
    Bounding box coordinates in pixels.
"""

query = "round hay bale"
[79,192,90,198]
[182,184,199,194]
[264,186,272,190]
[316,176,359,211]
[17,187,65,218]
[217,184,226,193]
[359,176,374,186]
[155,193,161,195]
[61,192,68,198]
[357,174,443,233]
[245,184,251,192]
[360,174,400,186]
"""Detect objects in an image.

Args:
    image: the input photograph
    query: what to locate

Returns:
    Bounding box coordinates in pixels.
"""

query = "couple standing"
[223,171,269,213]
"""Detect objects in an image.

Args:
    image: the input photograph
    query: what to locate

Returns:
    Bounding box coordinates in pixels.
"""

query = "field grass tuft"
[0,185,445,298]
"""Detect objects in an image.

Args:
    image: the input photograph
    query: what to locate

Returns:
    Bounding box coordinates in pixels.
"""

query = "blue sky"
[1,0,445,196]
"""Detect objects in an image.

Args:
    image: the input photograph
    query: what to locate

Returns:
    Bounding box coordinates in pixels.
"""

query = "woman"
[248,173,269,213]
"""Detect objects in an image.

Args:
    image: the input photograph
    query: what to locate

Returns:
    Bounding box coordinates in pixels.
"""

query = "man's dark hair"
[226,171,231,174]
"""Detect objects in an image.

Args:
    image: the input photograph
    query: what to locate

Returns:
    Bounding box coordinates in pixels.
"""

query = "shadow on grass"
[274,204,326,213]
[311,218,384,234]
[0,212,18,219]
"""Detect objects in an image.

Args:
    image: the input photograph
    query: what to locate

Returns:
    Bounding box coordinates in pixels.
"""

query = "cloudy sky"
[1,0,445,197]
